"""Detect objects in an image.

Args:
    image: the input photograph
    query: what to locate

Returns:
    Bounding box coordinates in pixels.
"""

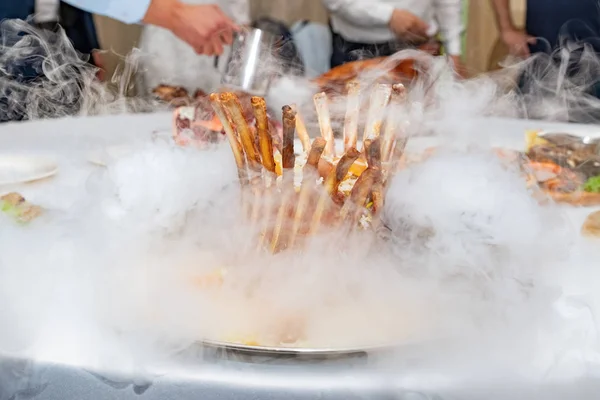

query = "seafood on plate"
[404,130,600,207]
[523,130,600,206]
[209,81,409,253]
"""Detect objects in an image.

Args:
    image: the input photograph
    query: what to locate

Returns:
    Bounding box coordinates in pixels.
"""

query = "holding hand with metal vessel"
[139,0,249,97]
[62,0,239,55]
[143,0,240,56]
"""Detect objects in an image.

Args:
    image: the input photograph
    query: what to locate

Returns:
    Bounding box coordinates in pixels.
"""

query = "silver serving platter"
[200,338,396,356]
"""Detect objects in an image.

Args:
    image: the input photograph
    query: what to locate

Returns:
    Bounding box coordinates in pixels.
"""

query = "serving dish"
[200,338,395,356]
[0,155,57,185]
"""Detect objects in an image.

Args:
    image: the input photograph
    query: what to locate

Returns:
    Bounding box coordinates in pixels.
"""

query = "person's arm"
[432,0,463,56]
[61,0,152,24]
[489,0,536,57]
[64,0,238,55]
[321,0,394,27]
[490,0,515,32]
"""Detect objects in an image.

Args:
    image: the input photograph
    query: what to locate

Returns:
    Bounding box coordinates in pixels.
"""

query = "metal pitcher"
[216,28,277,96]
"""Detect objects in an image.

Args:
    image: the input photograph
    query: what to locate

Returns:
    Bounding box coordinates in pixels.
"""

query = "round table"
[1,113,599,400]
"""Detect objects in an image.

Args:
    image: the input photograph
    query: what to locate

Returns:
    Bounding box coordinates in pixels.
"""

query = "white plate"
[0,155,58,185]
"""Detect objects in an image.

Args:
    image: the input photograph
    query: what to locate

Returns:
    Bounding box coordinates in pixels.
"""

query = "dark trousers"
[0,22,91,123]
[0,1,100,122]
[330,31,407,68]
[518,0,600,117]
[526,0,600,53]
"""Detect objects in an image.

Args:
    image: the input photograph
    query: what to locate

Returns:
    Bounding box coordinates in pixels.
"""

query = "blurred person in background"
[491,0,600,57]
[138,0,249,96]
[322,0,465,75]
[0,0,103,77]
[491,0,600,103]
[0,0,103,122]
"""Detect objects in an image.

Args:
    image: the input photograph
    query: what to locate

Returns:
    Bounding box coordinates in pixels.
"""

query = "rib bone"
[209,93,247,185]
[363,83,392,144]
[310,147,360,234]
[281,105,297,185]
[340,168,376,222]
[251,96,276,175]
[381,83,407,165]
[343,80,360,152]
[313,92,335,157]
[291,104,311,153]
[290,138,327,247]
[220,93,262,174]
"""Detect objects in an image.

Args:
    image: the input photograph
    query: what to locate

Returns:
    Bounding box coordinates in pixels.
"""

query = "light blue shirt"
[62,0,152,24]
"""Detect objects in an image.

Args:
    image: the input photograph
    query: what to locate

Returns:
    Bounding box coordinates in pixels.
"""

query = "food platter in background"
[160,54,422,149]
[153,56,420,107]
[388,128,600,239]
[313,57,418,96]
[524,130,600,206]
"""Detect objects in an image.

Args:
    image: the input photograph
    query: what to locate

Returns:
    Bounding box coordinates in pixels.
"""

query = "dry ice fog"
[0,19,600,400]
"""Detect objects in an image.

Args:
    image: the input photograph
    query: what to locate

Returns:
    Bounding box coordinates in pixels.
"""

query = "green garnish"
[583,176,600,193]
[0,194,42,224]
[1,201,19,217]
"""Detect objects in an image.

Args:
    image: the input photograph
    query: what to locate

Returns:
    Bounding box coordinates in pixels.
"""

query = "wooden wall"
[93,15,142,84]
[465,0,525,74]
[251,0,328,24]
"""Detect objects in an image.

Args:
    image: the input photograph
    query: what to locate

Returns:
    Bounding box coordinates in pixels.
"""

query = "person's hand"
[91,50,106,81]
[449,55,467,79]
[388,9,429,42]
[500,28,536,57]
[418,39,441,55]
[171,3,238,55]
[144,0,238,55]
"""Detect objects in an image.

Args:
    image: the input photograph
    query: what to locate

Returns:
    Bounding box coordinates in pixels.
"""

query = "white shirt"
[322,0,463,55]
[138,0,250,94]
[34,0,60,23]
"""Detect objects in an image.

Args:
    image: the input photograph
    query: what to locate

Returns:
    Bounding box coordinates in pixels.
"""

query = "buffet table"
[1,112,600,400]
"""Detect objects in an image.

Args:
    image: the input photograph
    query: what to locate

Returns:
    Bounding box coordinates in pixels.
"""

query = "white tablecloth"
[1,113,600,393]
[0,112,171,210]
